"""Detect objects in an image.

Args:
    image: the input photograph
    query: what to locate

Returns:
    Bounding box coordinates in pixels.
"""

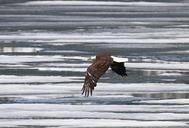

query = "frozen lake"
[0,0,189,127]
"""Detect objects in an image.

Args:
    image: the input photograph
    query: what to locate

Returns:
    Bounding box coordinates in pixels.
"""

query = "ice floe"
[20,1,189,6]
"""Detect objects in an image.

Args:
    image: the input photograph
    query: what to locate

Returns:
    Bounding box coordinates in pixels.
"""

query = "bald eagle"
[81,53,128,97]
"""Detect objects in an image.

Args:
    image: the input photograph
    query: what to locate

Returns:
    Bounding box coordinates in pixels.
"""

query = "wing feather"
[110,61,127,76]
[82,57,111,97]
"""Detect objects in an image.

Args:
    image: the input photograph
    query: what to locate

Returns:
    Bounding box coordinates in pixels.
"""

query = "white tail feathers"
[111,56,128,62]
[88,55,128,62]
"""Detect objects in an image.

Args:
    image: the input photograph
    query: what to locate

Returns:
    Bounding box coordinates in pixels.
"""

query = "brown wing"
[82,55,112,96]
[110,61,127,76]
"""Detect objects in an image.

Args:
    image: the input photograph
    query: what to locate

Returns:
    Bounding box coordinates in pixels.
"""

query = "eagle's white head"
[88,56,96,61]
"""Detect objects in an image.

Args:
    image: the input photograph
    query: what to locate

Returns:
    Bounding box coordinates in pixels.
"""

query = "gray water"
[0,0,189,127]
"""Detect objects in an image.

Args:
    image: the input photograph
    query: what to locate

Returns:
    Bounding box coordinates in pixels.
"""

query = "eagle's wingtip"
[81,85,93,97]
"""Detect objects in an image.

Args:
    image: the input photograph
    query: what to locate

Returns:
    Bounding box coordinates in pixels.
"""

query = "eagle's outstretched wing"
[110,61,127,76]
[82,56,112,97]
